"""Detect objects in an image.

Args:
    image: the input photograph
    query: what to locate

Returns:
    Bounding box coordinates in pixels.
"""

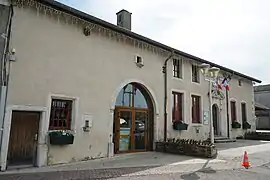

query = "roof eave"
[36,0,262,83]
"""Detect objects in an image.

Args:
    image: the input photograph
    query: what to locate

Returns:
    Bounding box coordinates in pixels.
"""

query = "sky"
[58,0,270,85]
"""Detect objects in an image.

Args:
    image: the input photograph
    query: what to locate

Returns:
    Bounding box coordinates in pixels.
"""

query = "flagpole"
[226,89,230,138]
[225,75,232,139]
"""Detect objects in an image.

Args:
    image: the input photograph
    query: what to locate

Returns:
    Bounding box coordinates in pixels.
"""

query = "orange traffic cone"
[242,151,250,169]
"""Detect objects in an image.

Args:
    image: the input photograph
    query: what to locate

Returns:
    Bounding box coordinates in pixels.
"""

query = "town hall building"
[0,0,261,171]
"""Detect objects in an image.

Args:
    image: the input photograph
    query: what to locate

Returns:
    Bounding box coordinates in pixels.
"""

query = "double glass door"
[114,107,149,153]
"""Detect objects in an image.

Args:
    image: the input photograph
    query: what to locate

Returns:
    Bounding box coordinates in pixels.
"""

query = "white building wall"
[0,3,256,167]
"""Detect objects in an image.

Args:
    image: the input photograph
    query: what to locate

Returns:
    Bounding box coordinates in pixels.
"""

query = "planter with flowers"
[242,121,251,129]
[155,138,217,158]
[172,121,188,131]
[231,121,241,129]
[49,130,75,145]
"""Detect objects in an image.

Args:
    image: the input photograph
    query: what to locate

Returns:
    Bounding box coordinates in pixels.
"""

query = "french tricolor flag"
[218,77,230,91]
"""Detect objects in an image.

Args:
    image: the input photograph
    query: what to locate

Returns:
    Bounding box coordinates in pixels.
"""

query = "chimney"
[116,9,132,30]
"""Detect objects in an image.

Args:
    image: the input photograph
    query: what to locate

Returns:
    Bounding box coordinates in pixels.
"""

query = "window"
[238,80,242,86]
[192,65,200,83]
[172,92,183,122]
[241,103,247,123]
[191,95,201,123]
[230,101,237,122]
[115,83,148,108]
[49,99,73,130]
[173,58,182,78]
[136,56,142,64]
[118,14,123,23]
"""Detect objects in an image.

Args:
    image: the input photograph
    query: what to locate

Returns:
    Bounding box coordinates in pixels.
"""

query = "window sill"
[172,77,184,81]
[191,81,200,85]
[190,123,203,127]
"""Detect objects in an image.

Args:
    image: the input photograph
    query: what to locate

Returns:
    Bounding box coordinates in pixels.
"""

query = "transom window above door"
[115,83,150,109]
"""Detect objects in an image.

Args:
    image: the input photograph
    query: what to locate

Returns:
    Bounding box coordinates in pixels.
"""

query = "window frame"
[191,95,201,123]
[172,58,183,79]
[191,64,200,83]
[49,97,75,131]
[172,92,184,122]
[238,79,242,86]
[230,100,237,122]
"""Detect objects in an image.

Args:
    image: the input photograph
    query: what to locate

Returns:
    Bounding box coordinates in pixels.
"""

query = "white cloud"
[58,0,270,84]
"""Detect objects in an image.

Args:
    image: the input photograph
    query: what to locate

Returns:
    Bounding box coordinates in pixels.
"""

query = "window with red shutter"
[241,103,247,123]
[230,101,237,122]
[172,92,183,122]
[191,95,201,123]
[49,99,73,130]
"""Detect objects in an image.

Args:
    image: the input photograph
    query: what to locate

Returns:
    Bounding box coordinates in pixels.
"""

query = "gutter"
[162,51,174,143]
[0,4,13,169]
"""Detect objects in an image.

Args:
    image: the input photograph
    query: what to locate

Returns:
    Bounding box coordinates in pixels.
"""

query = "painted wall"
[228,78,256,138]
[4,4,256,166]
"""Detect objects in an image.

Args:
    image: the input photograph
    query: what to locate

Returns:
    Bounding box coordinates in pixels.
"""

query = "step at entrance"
[214,136,236,143]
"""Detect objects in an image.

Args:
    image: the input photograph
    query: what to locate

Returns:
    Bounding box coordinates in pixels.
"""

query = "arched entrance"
[212,104,219,136]
[113,83,154,154]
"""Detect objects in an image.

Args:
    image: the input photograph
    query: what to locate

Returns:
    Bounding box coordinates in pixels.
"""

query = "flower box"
[172,122,188,131]
[49,130,74,145]
[231,121,241,129]
[242,121,251,129]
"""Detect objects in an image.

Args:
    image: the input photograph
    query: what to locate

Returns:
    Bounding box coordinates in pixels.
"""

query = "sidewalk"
[120,140,270,177]
[1,140,270,177]
[1,152,193,174]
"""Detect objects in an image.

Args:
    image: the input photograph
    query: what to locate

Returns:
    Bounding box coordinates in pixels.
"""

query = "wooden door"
[114,107,150,154]
[134,110,148,151]
[114,108,133,154]
[7,111,40,165]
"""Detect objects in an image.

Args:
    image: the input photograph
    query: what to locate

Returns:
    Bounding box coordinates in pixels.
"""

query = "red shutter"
[192,95,201,123]
[196,97,201,123]
[172,93,176,121]
[192,96,195,123]
[178,94,182,122]
[172,92,183,122]
[231,101,236,122]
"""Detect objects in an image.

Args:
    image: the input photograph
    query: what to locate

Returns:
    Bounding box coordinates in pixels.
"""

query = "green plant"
[172,121,188,131]
[242,121,251,129]
[155,138,217,158]
[49,130,74,136]
[49,130,75,145]
[231,121,241,129]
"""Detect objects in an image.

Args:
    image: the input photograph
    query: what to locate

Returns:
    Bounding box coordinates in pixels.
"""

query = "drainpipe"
[162,50,174,143]
[0,3,13,170]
